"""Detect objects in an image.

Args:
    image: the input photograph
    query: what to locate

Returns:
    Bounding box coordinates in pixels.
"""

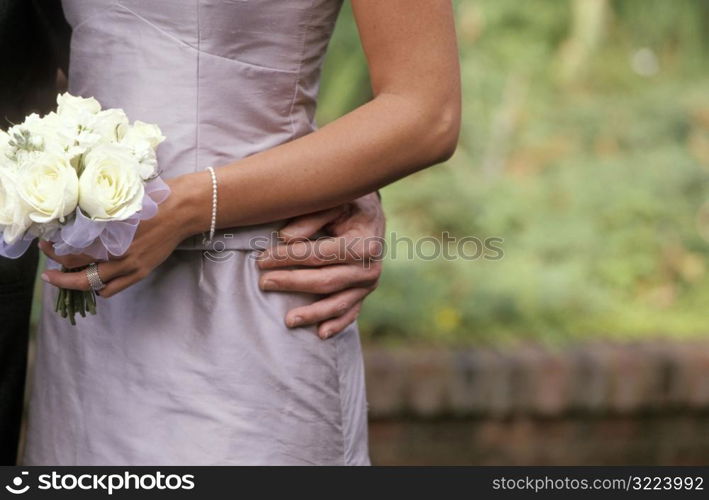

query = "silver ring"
[86,263,106,292]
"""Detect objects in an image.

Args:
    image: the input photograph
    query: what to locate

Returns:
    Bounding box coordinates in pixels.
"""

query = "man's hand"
[258,193,385,339]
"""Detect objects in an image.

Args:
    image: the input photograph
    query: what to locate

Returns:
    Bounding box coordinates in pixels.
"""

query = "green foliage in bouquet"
[55,269,96,325]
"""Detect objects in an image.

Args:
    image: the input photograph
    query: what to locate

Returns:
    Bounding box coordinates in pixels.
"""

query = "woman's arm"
[40,0,460,298]
[177,0,461,232]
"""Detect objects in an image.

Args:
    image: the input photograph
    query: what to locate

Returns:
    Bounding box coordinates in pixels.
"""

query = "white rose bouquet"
[0,93,170,324]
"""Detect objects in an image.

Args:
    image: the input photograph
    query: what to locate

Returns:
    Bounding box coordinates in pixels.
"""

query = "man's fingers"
[38,240,95,269]
[318,303,362,340]
[41,261,128,291]
[260,264,380,294]
[258,236,383,269]
[258,238,342,269]
[284,287,371,329]
[279,206,347,242]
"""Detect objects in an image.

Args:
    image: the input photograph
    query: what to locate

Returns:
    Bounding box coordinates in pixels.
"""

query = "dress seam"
[113,4,296,73]
[69,1,120,31]
[286,0,317,139]
[195,0,201,173]
[333,333,349,465]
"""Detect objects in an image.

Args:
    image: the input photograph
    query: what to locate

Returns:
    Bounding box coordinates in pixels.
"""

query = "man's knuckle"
[351,239,370,261]
[303,253,322,266]
[363,266,381,281]
[316,276,338,293]
[365,239,384,259]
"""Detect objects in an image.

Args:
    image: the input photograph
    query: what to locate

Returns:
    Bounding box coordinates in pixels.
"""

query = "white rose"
[0,130,11,163]
[0,168,31,244]
[4,122,44,161]
[121,121,165,180]
[90,108,130,142]
[79,144,144,221]
[0,169,18,227]
[123,121,165,149]
[132,146,159,180]
[55,94,103,159]
[19,112,64,154]
[56,92,101,118]
[17,152,79,224]
[63,129,104,164]
[10,149,39,169]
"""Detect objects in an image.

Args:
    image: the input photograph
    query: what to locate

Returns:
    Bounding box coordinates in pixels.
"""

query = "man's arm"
[0,0,69,465]
[0,0,69,123]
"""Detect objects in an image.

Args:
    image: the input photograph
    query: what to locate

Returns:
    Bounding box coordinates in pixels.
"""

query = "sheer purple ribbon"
[0,177,170,261]
[0,233,34,259]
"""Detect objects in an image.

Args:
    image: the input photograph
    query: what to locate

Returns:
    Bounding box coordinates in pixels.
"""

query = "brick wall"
[363,342,709,465]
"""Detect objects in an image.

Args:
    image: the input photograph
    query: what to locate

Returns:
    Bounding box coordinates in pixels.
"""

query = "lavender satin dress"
[23,0,370,465]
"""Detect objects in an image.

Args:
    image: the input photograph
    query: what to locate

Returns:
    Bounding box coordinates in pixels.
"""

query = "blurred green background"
[317,0,709,346]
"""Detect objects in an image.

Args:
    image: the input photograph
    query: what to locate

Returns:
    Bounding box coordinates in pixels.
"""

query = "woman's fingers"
[97,274,141,298]
[41,261,129,291]
[317,303,362,340]
[284,286,371,329]
[38,240,96,269]
[260,264,380,295]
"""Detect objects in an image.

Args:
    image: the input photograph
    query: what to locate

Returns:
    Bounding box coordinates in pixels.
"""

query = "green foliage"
[317,0,709,345]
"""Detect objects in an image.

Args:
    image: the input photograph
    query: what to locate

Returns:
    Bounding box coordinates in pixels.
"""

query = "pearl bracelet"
[203,166,218,246]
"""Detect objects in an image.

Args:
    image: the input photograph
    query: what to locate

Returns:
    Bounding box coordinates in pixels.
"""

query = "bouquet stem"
[54,266,97,325]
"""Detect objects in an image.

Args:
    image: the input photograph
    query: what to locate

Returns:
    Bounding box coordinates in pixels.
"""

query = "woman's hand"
[40,176,197,297]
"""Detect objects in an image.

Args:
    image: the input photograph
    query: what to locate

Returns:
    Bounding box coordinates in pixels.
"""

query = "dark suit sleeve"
[0,0,69,465]
[0,0,70,124]
[32,0,71,76]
